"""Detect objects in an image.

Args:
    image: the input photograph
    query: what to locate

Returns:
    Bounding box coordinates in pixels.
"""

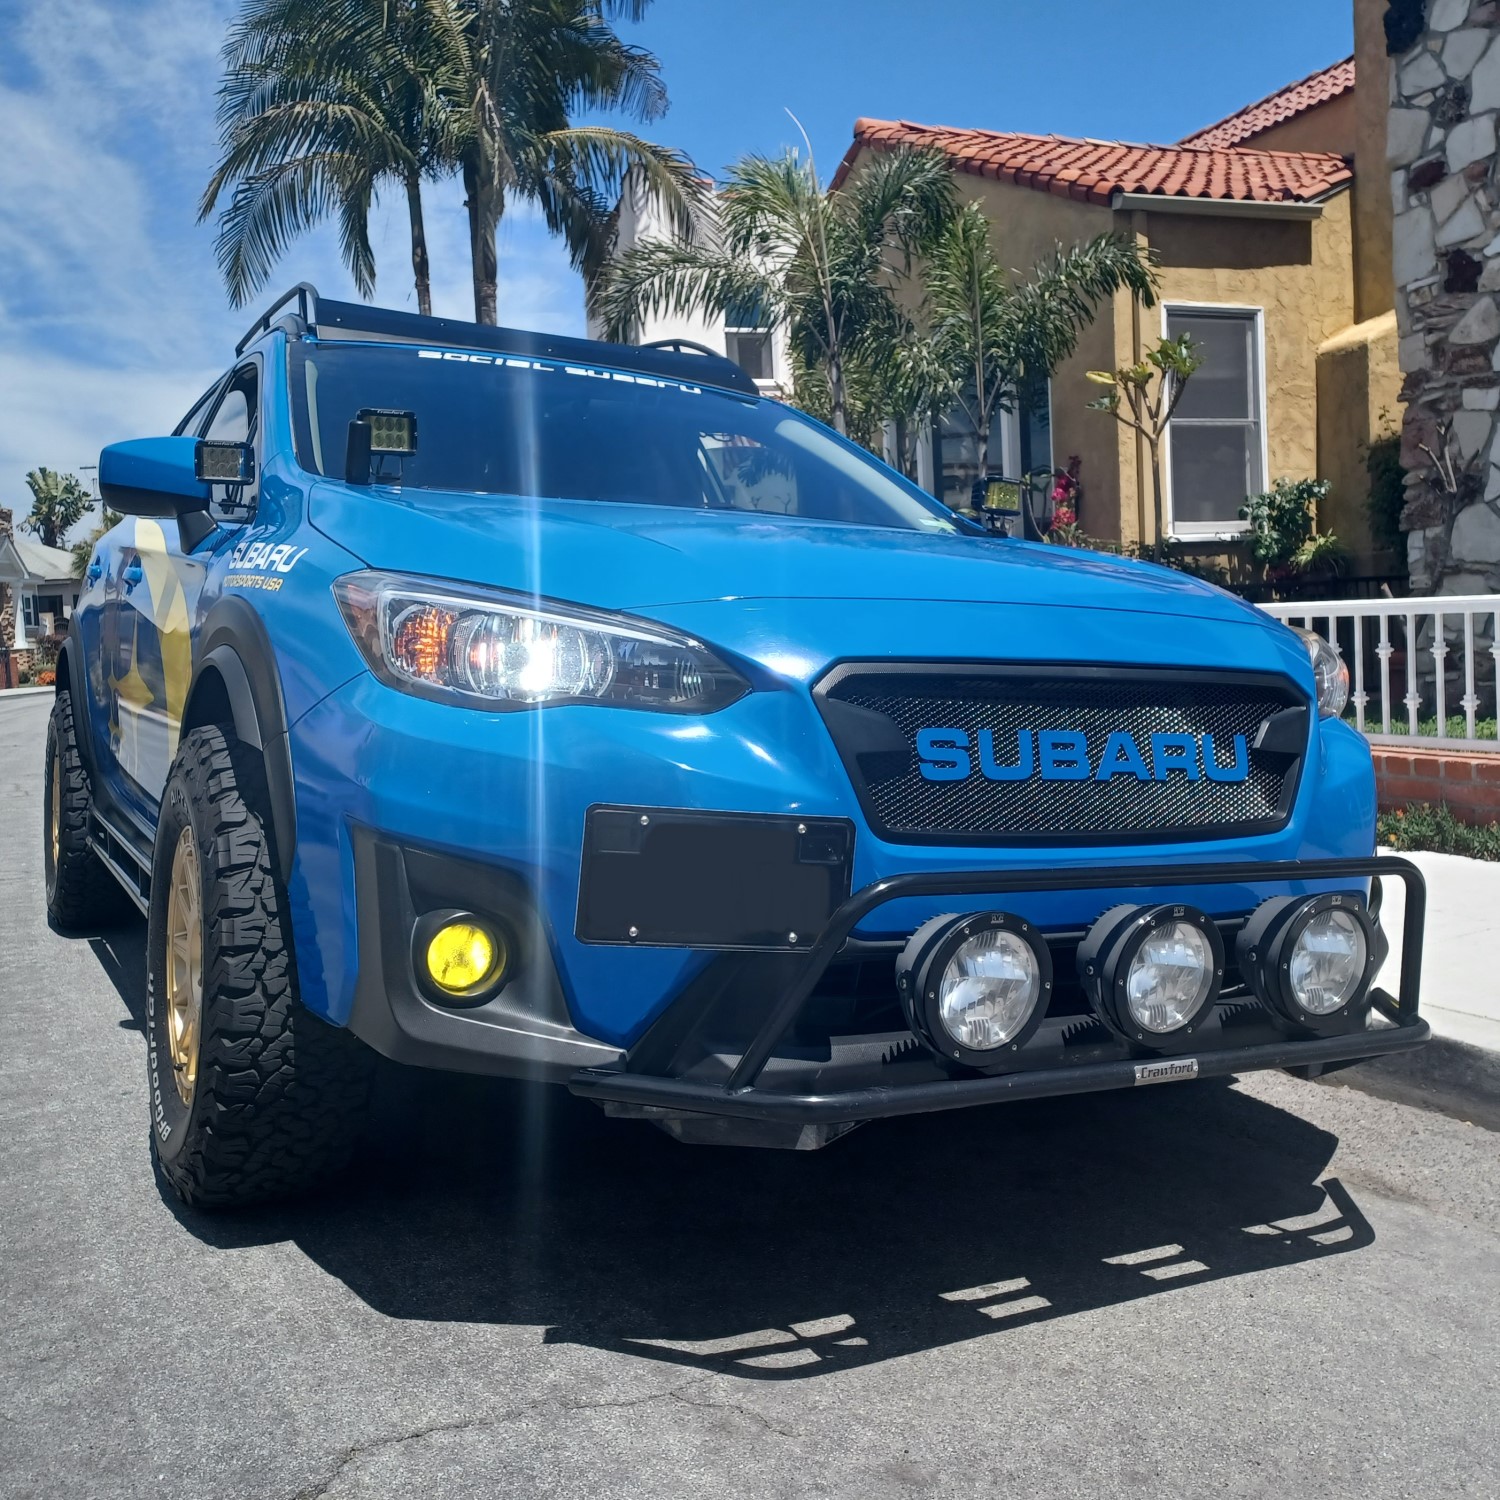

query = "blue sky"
[0,0,1353,531]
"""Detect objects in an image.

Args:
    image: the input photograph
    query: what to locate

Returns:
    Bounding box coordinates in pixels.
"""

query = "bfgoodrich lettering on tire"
[44,690,132,931]
[147,725,371,1208]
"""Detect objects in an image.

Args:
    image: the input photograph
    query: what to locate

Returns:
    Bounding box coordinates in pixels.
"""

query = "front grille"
[816,663,1307,845]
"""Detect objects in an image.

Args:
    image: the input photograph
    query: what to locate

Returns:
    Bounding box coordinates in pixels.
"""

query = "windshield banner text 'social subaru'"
[43,284,1429,1208]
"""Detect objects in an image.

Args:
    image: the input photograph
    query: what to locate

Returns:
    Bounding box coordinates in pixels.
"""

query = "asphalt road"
[2,690,1497,1500]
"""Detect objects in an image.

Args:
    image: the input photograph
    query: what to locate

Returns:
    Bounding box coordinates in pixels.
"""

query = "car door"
[110,364,258,813]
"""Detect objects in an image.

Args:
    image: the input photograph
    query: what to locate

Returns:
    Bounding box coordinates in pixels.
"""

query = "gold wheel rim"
[164,825,203,1107]
[48,746,61,872]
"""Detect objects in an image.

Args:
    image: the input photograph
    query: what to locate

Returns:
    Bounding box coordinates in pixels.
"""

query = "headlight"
[896,912,1053,1068]
[1290,627,1349,717]
[334,570,748,712]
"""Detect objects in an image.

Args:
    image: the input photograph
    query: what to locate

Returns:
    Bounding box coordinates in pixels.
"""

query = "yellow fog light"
[419,915,507,1003]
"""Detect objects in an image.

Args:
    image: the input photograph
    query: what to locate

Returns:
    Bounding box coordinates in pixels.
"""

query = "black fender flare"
[184,595,298,883]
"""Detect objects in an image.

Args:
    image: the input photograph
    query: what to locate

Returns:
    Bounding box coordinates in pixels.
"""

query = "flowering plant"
[1049,457,1082,532]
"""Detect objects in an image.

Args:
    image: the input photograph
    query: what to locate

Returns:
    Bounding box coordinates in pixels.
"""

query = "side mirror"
[99,436,211,518]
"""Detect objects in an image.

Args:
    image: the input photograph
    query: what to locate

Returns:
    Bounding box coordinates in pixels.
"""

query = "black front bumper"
[566,855,1430,1129]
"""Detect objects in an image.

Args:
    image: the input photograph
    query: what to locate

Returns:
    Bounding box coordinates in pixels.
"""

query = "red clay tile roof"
[832,119,1353,207]
[1179,57,1356,150]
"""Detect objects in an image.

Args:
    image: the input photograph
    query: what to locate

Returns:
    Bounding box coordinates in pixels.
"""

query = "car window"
[203,363,260,519]
[205,368,258,444]
[289,341,965,535]
[174,380,225,438]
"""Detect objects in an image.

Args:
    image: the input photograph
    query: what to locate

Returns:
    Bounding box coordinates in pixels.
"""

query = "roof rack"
[234,283,760,398]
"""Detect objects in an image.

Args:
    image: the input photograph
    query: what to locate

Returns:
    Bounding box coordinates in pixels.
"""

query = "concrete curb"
[0,687,55,699]
[1320,1034,1500,1133]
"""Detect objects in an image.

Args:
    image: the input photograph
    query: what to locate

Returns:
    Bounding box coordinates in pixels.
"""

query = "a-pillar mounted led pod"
[1076,902,1224,1054]
[895,911,1053,1070]
[1236,893,1383,1035]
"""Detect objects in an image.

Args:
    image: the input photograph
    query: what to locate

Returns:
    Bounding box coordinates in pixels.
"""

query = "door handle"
[86,560,103,585]
[123,559,144,593]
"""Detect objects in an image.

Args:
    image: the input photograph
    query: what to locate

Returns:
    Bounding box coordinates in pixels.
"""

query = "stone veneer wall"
[1389,0,1500,592]
[0,506,15,656]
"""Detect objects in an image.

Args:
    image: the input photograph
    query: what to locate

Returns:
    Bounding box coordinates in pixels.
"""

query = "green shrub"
[1240,477,1343,575]
[1366,431,1405,559]
[1379,802,1500,860]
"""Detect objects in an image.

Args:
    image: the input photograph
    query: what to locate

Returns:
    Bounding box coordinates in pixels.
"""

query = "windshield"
[289,341,964,534]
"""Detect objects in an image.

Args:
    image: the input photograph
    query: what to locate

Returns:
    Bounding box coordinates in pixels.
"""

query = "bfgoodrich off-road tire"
[146,725,372,1209]
[44,690,133,931]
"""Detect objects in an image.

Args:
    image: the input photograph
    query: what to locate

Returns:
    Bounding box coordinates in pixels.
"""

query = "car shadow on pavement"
[86,921,1372,1381]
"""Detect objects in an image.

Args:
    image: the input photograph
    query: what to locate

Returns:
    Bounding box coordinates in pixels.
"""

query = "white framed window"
[724,327,774,382]
[21,591,37,631]
[1162,304,1267,538]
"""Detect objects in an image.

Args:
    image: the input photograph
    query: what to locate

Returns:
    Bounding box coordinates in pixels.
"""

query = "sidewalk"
[1333,849,1500,1129]
[1377,848,1500,1051]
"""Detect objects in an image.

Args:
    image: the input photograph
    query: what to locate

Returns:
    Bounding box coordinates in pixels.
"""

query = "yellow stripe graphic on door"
[133,518,193,757]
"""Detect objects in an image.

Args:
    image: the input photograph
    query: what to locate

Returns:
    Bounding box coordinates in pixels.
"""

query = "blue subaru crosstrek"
[45,285,1429,1207]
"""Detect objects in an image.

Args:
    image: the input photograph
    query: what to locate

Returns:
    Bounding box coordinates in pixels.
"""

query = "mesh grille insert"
[818,666,1304,843]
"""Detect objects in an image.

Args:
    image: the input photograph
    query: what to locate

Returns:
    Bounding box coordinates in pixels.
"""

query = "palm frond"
[594,239,783,343]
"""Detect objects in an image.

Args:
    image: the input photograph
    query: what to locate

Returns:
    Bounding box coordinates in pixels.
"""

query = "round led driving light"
[1237,893,1381,1033]
[896,912,1053,1069]
[1288,908,1367,1015]
[937,929,1043,1051]
[413,910,510,1006]
[1124,920,1215,1034]
[1077,903,1224,1051]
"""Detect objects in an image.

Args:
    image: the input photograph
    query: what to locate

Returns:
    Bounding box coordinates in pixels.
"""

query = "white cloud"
[0,0,586,524]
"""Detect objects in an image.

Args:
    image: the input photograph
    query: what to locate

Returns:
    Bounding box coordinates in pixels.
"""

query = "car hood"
[311,483,1272,628]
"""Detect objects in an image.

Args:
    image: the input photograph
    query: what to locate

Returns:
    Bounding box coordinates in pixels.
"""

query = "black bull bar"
[568,856,1429,1123]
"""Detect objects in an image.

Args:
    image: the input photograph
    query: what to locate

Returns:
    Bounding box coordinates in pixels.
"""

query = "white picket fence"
[1261,594,1500,752]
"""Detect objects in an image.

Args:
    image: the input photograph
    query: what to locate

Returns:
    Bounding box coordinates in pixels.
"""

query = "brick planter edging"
[1372,746,1500,826]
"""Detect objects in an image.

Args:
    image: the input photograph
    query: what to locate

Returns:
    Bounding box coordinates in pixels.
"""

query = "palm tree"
[22,469,92,549]
[447,0,708,325]
[595,145,955,437]
[201,0,464,313]
[923,203,1159,490]
[863,324,958,479]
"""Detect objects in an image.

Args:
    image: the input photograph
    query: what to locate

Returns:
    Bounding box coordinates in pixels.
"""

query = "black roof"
[236,283,760,398]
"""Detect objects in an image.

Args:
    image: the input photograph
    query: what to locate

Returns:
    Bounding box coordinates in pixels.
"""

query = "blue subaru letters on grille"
[917,727,1251,785]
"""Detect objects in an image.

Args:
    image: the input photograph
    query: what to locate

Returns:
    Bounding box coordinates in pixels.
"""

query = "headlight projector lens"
[1236,893,1382,1033]
[1077,903,1224,1051]
[896,912,1053,1069]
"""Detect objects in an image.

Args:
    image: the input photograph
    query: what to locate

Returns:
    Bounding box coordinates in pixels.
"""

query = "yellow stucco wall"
[842,143,1394,557]
[1317,311,1401,572]
[934,176,1131,541]
[1139,190,1358,545]
[937,179,1367,549]
[1231,89,1357,157]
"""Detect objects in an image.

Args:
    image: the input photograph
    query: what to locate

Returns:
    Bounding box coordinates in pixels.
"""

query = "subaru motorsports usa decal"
[43,282,1428,1209]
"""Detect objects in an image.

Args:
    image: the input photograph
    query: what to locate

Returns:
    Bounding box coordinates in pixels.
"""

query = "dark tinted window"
[289,342,962,534]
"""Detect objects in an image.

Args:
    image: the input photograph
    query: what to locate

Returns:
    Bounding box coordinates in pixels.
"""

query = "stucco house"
[0,505,80,656]
[831,0,1400,572]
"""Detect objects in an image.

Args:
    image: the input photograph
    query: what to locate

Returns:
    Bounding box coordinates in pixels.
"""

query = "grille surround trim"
[814,660,1310,847]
